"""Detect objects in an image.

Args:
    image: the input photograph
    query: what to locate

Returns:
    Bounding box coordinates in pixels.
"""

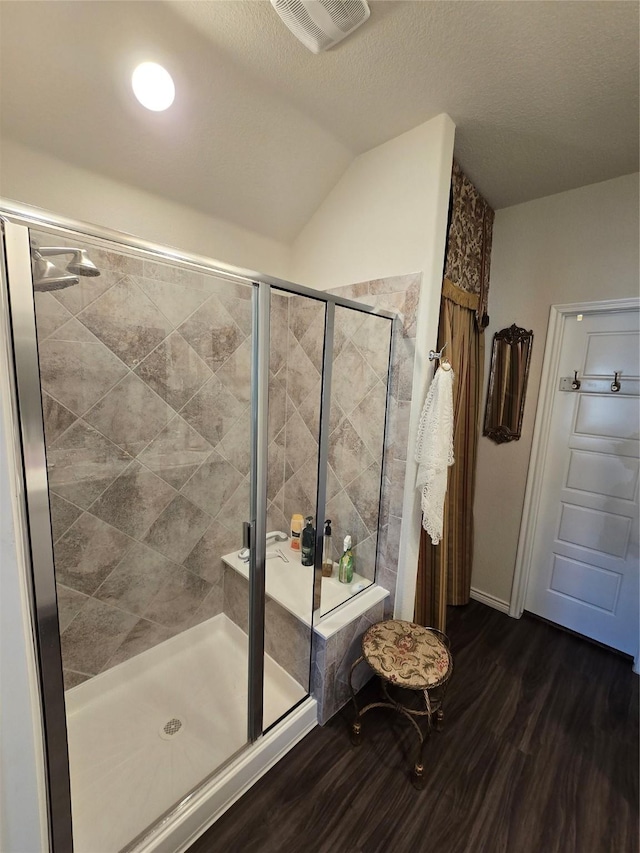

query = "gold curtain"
[415,281,484,628]
[414,161,494,633]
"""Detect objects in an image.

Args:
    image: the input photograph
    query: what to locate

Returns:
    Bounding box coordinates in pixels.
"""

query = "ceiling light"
[131,62,175,111]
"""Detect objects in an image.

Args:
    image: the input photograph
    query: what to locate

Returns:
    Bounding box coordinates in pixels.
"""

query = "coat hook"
[611,371,621,393]
[571,370,581,390]
[429,342,447,362]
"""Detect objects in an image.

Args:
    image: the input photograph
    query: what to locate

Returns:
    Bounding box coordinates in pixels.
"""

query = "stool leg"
[411,727,430,790]
[409,688,437,789]
[411,705,430,790]
[435,678,452,732]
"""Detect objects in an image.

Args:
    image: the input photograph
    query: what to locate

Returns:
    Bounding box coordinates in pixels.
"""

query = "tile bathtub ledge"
[221,547,389,637]
[313,585,389,640]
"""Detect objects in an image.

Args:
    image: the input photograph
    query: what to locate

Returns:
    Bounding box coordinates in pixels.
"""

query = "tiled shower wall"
[327,274,419,615]
[270,296,391,581]
[34,232,255,689]
[223,566,311,689]
[265,294,322,538]
[311,273,420,724]
[326,307,390,575]
[33,227,403,695]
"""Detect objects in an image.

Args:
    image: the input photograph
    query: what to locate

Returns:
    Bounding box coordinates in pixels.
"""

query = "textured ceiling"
[0,1,638,242]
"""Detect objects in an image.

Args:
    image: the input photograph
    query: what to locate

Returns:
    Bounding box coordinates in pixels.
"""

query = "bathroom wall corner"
[395,117,456,621]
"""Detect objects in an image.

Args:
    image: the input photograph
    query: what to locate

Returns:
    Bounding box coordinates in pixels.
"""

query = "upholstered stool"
[349,619,453,788]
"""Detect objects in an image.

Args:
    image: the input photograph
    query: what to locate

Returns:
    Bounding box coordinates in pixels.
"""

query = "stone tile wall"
[267,293,324,536]
[265,292,289,533]
[273,295,392,586]
[327,308,390,578]
[35,236,323,694]
[34,226,412,703]
[223,567,311,690]
[312,598,386,724]
[310,274,419,725]
[327,274,420,617]
[33,231,254,689]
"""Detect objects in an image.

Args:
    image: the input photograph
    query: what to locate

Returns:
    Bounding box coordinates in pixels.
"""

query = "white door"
[525,308,639,656]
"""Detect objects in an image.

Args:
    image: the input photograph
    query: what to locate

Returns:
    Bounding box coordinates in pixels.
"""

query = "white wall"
[473,173,640,605]
[290,114,456,619]
[0,139,291,279]
[290,115,454,289]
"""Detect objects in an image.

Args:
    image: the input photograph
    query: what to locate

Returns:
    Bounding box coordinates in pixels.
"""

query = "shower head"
[31,244,101,291]
[38,246,101,277]
[32,253,80,292]
[66,249,100,277]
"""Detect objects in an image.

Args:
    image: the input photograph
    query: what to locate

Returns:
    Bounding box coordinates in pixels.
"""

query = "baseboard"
[469,587,511,615]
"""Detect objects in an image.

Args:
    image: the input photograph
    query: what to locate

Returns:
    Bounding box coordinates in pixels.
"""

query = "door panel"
[566,450,638,500]
[584,330,639,376]
[575,394,638,439]
[525,308,639,655]
[550,555,621,612]
[557,504,631,557]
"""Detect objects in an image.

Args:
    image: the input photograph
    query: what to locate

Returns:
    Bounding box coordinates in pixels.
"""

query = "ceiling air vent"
[271,0,370,53]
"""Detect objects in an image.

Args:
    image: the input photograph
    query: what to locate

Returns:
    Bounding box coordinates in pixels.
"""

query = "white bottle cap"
[344,535,352,550]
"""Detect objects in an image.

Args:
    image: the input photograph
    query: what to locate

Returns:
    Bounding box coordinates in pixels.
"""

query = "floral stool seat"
[349,619,453,788]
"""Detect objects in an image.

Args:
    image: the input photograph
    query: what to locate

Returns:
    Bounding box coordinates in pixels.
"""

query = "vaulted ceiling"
[0,1,637,242]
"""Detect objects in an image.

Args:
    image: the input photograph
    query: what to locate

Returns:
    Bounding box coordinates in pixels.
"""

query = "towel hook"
[611,371,621,393]
[429,342,447,362]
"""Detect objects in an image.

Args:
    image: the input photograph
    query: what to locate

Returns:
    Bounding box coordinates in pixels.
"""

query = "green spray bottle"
[338,535,354,584]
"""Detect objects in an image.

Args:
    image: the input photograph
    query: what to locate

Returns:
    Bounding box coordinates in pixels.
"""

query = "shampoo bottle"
[322,519,333,577]
[301,516,315,566]
[290,514,303,551]
[338,535,354,584]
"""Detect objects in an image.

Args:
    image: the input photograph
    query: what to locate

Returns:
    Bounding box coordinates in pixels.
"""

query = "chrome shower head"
[31,244,101,291]
[32,253,80,291]
[66,249,100,277]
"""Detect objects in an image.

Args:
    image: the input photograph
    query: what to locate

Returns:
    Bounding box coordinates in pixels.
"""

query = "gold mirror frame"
[483,324,533,444]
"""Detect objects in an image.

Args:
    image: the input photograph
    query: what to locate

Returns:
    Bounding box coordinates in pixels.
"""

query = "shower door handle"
[242,520,252,551]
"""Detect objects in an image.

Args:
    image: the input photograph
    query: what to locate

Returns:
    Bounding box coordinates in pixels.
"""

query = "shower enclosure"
[0,203,393,853]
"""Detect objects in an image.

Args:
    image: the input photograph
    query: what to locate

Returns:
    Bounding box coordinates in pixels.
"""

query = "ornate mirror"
[483,324,533,444]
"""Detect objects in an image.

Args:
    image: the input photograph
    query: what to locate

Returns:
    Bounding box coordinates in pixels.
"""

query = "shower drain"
[159,716,184,740]
[164,718,182,735]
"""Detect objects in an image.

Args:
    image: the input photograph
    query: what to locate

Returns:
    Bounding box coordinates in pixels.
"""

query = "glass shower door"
[321,305,392,613]
[261,288,324,729]
[6,221,261,852]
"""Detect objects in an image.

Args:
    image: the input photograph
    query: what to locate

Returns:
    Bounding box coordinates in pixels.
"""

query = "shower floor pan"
[64,613,311,853]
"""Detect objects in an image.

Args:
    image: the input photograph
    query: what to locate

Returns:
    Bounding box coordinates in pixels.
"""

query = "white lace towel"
[415,364,455,544]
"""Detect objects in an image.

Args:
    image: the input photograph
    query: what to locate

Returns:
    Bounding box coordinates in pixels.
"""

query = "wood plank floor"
[188,602,639,853]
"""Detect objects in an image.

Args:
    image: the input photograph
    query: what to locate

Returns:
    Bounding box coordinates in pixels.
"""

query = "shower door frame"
[0,200,395,853]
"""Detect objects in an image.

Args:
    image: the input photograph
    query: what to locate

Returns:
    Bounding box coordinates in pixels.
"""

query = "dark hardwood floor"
[188,602,639,853]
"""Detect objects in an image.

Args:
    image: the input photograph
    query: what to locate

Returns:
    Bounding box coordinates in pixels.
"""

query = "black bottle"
[301,516,315,566]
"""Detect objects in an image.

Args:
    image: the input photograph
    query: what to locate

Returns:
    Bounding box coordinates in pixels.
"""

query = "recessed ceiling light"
[131,62,175,112]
